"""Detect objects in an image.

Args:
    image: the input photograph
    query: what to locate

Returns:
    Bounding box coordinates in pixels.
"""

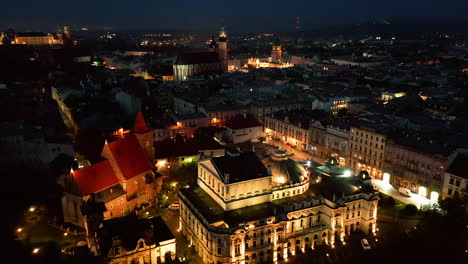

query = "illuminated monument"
[245,35,293,69]
[178,151,379,264]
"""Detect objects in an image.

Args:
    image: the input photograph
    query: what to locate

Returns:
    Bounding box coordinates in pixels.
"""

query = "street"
[161,209,203,264]
[372,179,434,209]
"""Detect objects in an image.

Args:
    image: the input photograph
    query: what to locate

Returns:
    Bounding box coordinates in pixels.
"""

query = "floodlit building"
[179,151,379,264]
[443,149,468,199]
[173,27,228,81]
[349,123,389,179]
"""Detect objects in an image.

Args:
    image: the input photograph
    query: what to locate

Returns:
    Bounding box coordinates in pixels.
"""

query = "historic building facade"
[349,124,388,179]
[178,151,379,264]
[263,110,312,151]
[383,139,447,201]
[173,28,228,81]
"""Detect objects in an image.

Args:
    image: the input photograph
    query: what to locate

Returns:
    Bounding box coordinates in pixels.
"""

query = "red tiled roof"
[73,160,119,196]
[133,112,152,134]
[108,135,152,180]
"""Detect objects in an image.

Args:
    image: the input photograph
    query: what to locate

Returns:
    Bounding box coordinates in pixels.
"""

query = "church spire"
[219,26,227,42]
[133,112,151,134]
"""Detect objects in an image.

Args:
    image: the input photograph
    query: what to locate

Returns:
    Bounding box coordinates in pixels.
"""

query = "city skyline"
[2,0,468,32]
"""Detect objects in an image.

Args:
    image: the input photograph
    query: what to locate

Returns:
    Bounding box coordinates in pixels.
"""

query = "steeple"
[133,112,151,134]
[219,26,227,42]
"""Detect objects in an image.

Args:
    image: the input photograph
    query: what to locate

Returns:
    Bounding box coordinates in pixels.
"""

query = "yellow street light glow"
[17,228,23,233]
[33,248,40,254]
[64,232,68,236]
[29,206,36,212]
[146,212,149,215]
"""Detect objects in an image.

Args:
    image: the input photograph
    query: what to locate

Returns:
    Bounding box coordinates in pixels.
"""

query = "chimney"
[225,173,230,183]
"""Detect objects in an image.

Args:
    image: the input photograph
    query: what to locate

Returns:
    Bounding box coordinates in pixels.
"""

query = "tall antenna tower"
[296,17,301,32]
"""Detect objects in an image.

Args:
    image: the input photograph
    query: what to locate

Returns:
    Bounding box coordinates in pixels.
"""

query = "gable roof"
[211,151,269,183]
[133,112,152,134]
[107,135,152,180]
[446,153,468,179]
[99,215,175,255]
[73,160,119,196]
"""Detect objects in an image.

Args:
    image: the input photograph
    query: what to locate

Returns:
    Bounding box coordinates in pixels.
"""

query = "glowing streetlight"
[17,227,23,233]
[343,170,352,177]
[64,232,68,236]
[32,248,40,254]
[29,206,36,213]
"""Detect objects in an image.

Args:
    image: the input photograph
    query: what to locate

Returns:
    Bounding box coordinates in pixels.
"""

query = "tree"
[402,204,418,216]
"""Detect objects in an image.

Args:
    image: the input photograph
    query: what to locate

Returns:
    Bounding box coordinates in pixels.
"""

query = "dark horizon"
[1,0,468,33]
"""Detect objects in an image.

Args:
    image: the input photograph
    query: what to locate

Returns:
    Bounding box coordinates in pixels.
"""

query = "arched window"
[322,232,327,237]
[314,234,318,239]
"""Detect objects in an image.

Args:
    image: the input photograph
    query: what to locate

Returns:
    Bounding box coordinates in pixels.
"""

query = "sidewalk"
[372,179,434,209]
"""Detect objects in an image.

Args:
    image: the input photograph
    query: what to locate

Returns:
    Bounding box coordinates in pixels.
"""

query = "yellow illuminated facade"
[246,58,293,69]
[179,153,379,264]
[349,127,386,179]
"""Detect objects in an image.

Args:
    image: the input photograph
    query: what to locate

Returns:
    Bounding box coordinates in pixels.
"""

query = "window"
[448,188,453,195]
[138,241,144,248]
[455,180,460,187]
[218,247,221,254]
[113,246,120,255]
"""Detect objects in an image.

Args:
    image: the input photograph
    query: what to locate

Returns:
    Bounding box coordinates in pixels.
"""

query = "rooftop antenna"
[296,17,301,32]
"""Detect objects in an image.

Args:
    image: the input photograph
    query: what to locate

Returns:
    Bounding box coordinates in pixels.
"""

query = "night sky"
[2,0,468,32]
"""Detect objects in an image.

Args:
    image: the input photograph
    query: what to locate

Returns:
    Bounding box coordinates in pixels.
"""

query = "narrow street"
[161,209,203,264]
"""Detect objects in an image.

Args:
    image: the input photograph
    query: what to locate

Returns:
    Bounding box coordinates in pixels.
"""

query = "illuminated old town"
[3,1,468,264]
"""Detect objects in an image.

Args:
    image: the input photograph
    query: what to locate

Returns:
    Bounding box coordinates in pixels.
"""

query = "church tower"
[132,112,155,162]
[217,27,228,72]
[271,35,282,63]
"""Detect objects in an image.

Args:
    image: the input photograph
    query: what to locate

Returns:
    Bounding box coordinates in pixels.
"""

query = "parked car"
[398,187,411,197]
[168,200,180,210]
[361,239,371,250]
